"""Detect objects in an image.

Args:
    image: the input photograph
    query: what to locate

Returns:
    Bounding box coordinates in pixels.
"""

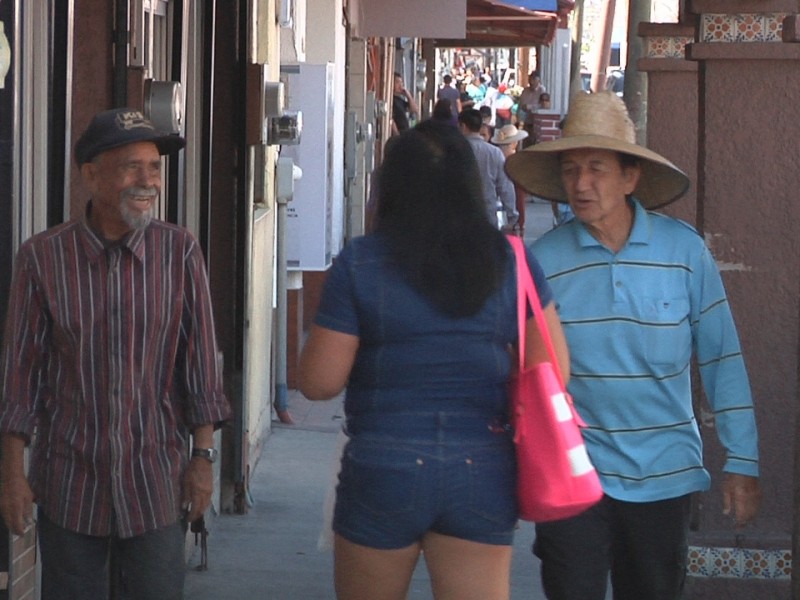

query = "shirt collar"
[79,201,147,263]
[574,197,651,250]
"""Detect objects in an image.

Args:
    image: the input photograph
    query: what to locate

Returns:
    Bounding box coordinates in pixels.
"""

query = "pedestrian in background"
[436,73,462,121]
[517,70,546,147]
[506,91,760,600]
[0,108,231,599]
[491,123,529,236]
[299,120,569,600]
[458,108,518,230]
[391,72,419,135]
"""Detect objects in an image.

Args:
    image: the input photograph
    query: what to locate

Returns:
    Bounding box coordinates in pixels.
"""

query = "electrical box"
[144,80,183,134]
[280,63,336,271]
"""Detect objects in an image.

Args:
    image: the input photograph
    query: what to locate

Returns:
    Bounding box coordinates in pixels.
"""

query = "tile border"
[645,35,694,58]
[687,545,792,579]
[700,13,787,43]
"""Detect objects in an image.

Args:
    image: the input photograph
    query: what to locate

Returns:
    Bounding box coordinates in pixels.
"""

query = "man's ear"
[80,161,95,184]
[623,164,641,195]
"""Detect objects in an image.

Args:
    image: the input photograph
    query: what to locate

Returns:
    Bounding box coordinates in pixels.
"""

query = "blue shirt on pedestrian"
[532,199,759,503]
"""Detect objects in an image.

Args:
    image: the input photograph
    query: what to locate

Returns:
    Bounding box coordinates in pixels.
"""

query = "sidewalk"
[184,389,552,600]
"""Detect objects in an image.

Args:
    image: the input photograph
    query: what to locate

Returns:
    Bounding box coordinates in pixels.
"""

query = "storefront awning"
[433,0,574,48]
[347,0,573,45]
[349,0,467,39]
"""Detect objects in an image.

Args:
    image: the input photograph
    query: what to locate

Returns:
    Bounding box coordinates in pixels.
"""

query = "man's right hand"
[0,472,34,535]
[1,434,35,535]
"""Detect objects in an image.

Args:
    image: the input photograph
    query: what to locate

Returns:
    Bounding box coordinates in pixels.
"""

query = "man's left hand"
[181,458,213,523]
[722,473,761,528]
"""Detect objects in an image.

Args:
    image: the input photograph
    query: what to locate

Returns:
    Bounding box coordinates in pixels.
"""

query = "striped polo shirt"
[532,199,758,502]
[0,212,230,537]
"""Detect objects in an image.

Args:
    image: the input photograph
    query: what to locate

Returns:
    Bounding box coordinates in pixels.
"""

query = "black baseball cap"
[74,108,186,166]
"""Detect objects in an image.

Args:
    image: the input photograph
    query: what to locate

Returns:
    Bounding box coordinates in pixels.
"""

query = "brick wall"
[533,113,562,143]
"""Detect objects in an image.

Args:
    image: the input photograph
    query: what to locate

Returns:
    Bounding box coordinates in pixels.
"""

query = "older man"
[0,108,231,599]
[506,92,760,600]
[459,108,518,230]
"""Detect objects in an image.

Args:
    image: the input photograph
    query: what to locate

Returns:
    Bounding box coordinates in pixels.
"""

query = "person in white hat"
[506,92,761,600]
[491,124,529,235]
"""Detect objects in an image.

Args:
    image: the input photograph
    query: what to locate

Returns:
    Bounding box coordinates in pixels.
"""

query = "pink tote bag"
[507,236,603,522]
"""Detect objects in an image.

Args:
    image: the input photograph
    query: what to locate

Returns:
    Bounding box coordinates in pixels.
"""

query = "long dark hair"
[376,120,508,317]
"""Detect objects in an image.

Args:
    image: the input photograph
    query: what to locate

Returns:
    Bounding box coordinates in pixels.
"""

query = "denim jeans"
[38,508,185,600]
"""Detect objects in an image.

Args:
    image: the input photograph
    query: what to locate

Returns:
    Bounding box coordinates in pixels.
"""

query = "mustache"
[122,186,158,200]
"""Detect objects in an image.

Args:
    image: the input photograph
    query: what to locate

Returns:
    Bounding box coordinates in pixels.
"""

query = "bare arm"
[524,303,570,385]
[298,324,359,400]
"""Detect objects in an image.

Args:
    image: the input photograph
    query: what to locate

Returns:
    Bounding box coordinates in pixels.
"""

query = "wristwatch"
[191,447,218,463]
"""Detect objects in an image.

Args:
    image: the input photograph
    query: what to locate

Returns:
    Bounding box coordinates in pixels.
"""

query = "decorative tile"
[735,13,765,42]
[701,13,786,43]
[763,13,785,42]
[687,546,792,579]
[773,550,793,578]
[708,546,744,577]
[645,36,692,59]
[702,14,736,42]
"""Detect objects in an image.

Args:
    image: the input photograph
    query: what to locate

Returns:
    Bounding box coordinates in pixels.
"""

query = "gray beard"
[120,188,156,230]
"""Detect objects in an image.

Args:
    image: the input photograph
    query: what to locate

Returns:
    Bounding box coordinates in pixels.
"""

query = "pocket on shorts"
[340,440,423,517]
[465,444,517,525]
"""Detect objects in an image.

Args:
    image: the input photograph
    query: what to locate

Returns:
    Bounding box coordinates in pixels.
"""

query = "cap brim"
[76,133,186,165]
[504,135,690,209]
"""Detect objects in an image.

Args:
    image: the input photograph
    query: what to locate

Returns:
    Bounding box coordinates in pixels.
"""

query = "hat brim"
[505,134,690,209]
[491,131,528,145]
[78,134,186,164]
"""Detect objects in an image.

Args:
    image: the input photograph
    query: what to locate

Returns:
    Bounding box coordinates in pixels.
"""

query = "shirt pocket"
[640,297,692,367]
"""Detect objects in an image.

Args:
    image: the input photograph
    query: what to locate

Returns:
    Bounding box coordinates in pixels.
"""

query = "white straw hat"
[491,124,528,146]
[505,91,689,208]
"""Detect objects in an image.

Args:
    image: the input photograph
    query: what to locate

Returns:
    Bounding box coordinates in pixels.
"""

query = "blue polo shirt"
[532,199,759,502]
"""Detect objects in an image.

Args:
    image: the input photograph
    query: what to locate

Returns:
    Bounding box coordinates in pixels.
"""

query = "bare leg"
[421,531,512,600]
[334,533,421,600]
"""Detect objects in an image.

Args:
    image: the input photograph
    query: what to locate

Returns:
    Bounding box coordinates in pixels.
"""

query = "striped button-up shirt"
[0,212,230,538]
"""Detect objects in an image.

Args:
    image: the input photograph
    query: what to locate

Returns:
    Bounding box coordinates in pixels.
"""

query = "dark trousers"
[38,508,185,600]
[533,494,691,600]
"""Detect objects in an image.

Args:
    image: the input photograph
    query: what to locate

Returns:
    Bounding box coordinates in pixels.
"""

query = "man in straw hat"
[506,92,760,599]
[0,108,230,598]
[491,124,529,235]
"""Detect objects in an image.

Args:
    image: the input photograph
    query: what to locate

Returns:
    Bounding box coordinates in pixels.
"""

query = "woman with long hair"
[299,120,569,600]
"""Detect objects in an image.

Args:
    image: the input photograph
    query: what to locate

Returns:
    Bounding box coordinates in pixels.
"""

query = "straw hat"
[504,91,689,208]
[491,124,528,146]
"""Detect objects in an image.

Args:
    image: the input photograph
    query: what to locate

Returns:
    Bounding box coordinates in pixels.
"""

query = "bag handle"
[507,235,565,388]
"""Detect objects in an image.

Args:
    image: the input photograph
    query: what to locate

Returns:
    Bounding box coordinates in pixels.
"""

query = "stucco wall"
[644,67,698,227]
[642,12,800,594]
[697,54,800,540]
